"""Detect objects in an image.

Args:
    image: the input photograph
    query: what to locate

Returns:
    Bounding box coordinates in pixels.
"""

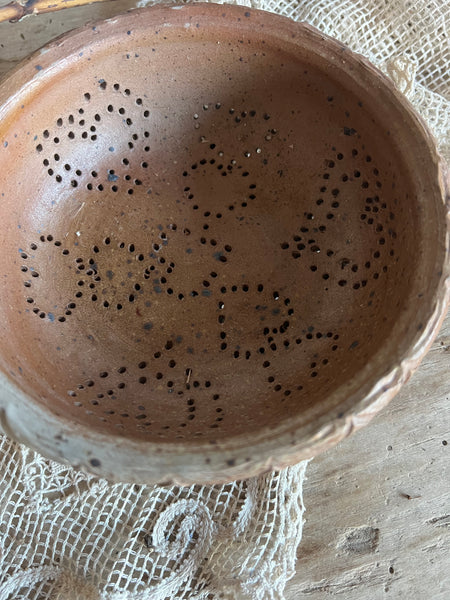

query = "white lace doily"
[0,436,308,599]
[0,1,448,598]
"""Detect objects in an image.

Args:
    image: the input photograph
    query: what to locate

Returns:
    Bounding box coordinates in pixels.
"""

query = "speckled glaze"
[0,4,448,484]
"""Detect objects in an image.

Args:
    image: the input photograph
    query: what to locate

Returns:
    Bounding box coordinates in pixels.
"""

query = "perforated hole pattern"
[0,13,422,459]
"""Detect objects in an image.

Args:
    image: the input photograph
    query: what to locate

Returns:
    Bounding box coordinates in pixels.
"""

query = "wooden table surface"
[1,4,449,598]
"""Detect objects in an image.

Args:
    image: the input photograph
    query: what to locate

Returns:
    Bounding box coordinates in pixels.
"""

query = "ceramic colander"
[0,3,448,484]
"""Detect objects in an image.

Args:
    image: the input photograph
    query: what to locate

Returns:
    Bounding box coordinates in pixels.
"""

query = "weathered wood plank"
[286,311,450,598]
[0,0,137,80]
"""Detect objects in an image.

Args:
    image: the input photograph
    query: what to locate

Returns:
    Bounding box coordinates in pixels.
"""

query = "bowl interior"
[0,6,444,455]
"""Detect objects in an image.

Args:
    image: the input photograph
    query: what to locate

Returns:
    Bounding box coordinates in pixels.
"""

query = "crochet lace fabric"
[0,1,448,598]
[0,437,308,599]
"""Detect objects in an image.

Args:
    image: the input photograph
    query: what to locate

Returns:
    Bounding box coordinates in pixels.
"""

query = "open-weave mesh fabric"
[0,437,308,599]
[0,1,448,599]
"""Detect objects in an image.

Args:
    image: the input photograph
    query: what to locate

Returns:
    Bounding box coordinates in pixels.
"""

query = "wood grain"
[0,0,116,25]
[0,0,137,81]
[286,310,450,599]
[1,6,449,597]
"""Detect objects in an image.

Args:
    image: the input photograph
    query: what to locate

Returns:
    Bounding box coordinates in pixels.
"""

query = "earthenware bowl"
[0,3,448,484]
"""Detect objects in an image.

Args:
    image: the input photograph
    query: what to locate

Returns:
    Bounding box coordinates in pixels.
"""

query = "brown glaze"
[0,4,448,484]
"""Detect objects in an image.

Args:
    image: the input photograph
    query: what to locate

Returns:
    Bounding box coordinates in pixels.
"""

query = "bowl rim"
[0,2,448,485]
